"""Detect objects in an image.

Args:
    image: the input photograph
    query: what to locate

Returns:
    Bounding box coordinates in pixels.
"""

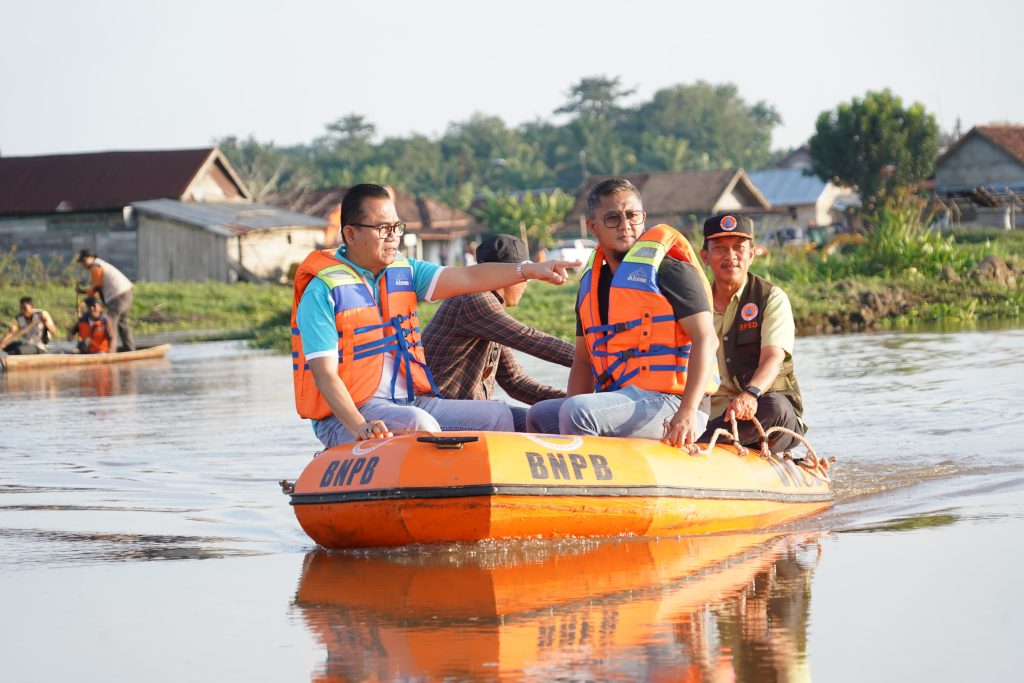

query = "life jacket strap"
[592,344,693,392]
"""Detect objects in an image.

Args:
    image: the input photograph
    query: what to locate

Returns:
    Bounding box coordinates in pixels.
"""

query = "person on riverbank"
[76,249,135,352]
[68,297,112,354]
[1,297,57,355]
[697,213,805,452]
[525,177,719,449]
[291,183,580,447]
[422,234,574,432]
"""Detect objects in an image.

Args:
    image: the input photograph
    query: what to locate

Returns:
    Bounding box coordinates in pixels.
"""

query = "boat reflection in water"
[293,532,821,681]
[1,358,165,398]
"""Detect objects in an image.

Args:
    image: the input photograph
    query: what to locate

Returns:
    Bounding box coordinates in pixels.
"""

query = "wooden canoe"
[287,431,833,549]
[1,343,172,372]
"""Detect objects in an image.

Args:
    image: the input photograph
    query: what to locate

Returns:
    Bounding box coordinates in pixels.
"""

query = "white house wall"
[815,184,856,227]
[712,190,745,213]
[236,229,323,282]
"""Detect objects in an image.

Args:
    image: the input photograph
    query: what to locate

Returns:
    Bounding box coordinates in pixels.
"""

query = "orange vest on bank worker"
[77,315,111,354]
[577,224,719,396]
[290,249,437,420]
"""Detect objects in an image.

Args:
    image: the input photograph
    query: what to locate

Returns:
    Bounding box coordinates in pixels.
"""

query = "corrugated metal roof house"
[133,199,329,283]
[747,168,858,235]
[0,148,250,278]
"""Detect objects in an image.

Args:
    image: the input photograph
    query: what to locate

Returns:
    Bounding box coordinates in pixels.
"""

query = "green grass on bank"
[1,225,1021,353]
[0,279,293,343]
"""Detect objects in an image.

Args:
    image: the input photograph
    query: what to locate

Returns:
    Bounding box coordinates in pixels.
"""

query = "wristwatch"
[743,385,762,399]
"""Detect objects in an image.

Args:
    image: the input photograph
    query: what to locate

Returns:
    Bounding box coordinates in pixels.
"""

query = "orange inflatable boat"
[285,431,833,549]
[293,533,821,681]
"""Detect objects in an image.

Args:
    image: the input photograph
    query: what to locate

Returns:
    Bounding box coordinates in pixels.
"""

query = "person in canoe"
[697,213,806,452]
[76,248,135,352]
[526,177,719,451]
[1,296,58,355]
[291,183,580,447]
[422,234,574,432]
[68,297,112,354]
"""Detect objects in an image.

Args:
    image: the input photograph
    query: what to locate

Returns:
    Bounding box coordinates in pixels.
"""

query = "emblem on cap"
[721,215,737,231]
[741,303,759,321]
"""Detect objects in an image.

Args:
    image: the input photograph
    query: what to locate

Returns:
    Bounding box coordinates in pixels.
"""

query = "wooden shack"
[133,199,328,283]
[0,148,250,278]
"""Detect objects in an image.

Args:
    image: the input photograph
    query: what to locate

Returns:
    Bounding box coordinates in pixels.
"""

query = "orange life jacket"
[77,315,111,354]
[577,224,719,396]
[290,249,436,420]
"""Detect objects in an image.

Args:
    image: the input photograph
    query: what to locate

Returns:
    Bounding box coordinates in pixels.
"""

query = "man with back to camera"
[76,249,135,352]
[1,297,57,355]
[291,184,580,447]
[697,212,806,452]
[525,177,719,450]
[422,233,575,432]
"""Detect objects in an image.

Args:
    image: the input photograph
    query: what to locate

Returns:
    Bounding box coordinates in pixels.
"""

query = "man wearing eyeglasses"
[291,183,580,447]
[526,177,719,451]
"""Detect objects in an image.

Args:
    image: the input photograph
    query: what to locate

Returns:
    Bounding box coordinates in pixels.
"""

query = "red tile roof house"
[0,148,250,278]
[561,169,772,241]
[932,125,1024,229]
[272,186,483,266]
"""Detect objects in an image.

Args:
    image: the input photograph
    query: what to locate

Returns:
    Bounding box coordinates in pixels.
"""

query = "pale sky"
[2,0,1021,158]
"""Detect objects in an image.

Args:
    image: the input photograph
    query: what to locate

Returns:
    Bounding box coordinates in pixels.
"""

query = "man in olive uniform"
[697,213,805,452]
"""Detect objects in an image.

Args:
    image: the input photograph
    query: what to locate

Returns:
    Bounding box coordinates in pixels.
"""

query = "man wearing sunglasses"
[526,177,719,451]
[291,183,580,447]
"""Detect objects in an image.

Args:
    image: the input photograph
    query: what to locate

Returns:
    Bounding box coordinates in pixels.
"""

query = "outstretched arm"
[431,260,579,300]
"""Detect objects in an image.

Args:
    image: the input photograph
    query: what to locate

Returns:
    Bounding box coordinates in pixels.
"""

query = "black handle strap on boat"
[416,435,479,450]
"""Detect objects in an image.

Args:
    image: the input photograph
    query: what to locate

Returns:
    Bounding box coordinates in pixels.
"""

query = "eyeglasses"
[349,222,406,239]
[596,210,646,229]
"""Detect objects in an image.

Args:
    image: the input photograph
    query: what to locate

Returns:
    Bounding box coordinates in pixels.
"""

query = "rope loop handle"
[687,415,835,481]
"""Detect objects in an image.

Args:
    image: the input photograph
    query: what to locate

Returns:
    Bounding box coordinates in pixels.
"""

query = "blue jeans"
[526,386,709,439]
[314,395,514,447]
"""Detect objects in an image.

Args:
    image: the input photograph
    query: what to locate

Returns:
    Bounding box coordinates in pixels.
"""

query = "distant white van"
[546,238,596,267]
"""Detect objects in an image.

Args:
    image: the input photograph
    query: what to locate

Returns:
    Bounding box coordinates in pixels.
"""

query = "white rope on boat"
[688,415,835,481]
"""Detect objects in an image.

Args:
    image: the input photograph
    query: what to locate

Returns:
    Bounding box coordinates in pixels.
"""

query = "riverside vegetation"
[2,220,1021,354]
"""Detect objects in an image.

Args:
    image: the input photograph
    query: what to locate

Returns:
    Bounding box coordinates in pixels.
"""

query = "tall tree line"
[219,76,783,209]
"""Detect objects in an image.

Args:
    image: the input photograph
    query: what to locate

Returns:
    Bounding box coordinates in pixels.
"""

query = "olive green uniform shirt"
[710,281,795,420]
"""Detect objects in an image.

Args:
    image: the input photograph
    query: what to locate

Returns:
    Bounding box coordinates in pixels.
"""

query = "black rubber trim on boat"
[289,484,833,505]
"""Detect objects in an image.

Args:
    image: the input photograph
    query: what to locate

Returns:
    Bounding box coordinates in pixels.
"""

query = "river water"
[1,328,1022,682]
